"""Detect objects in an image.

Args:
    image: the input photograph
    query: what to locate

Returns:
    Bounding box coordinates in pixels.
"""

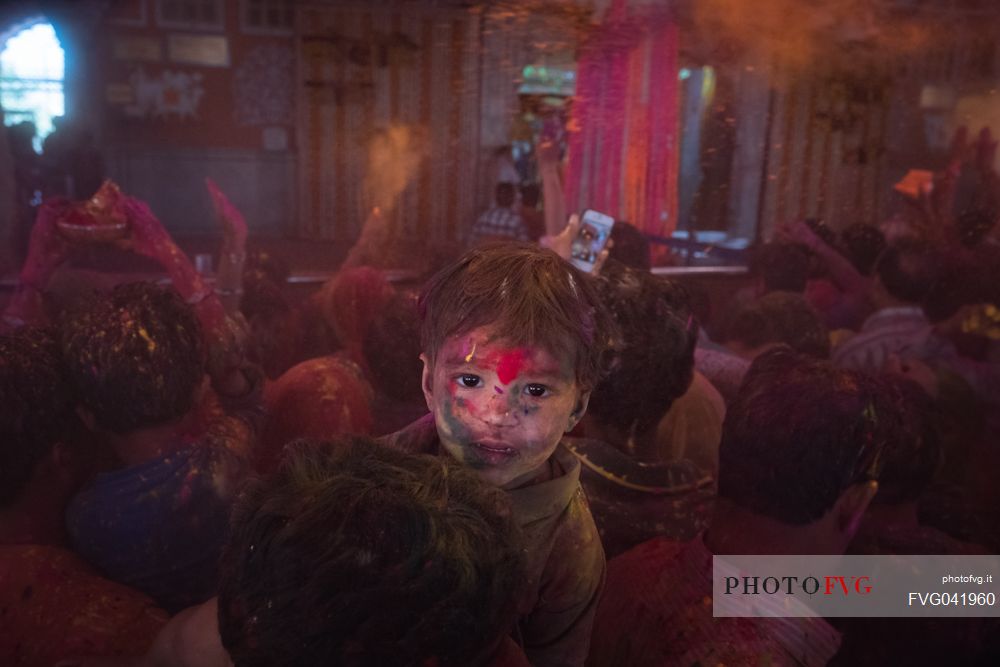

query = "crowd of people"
[0,126,999,667]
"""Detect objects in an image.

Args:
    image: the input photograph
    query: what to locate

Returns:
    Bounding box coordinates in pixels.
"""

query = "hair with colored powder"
[718,348,899,524]
[60,282,204,434]
[419,242,617,391]
[217,437,524,667]
[259,356,375,474]
[871,377,941,506]
[0,327,80,506]
[725,291,830,358]
[589,263,697,438]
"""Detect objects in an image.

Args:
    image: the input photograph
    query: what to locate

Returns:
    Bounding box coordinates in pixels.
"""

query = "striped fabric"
[831,306,954,374]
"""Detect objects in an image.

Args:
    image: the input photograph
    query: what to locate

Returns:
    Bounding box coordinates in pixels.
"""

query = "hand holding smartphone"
[569,209,615,273]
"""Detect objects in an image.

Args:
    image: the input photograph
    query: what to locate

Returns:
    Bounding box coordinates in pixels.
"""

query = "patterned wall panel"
[295,3,481,242]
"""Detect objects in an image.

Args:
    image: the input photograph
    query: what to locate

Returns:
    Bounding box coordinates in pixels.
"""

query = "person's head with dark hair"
[260,357,374,474]
[520,183,540,208]
[748,242,810,293]
[243,250,290,287]
[920,249,982,324]
[608,221,651,271]
[869,377,940,507]
[320,266,396,365]
[874,238,939,305]
[363,289,424,404]
[586,264,696,447]
[840,223,886,276]
[218,437,524,667]
[495,182,516,208]
[709,348,894,555]
[419,242,616,487]
[60,282,204,435]
[0,327,82,509]
[725,291,830,359]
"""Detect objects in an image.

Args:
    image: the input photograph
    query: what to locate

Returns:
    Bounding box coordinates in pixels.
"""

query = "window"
[157,0,224,31]
[0,20,64,152]
[242,0,294,35]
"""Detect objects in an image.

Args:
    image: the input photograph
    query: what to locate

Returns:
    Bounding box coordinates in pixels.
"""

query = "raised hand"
[775,219,824,251]
[539,213,613,275]
[206,178,248,248]
[540,212,580,260]
[19,199,70,288]
[119,196,176,262]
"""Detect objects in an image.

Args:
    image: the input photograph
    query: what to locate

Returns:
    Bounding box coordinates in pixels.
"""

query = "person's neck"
[0,491,70,547]
[578,416,659,462]
[859,501,920,532]
[107,412,199,468]
[704,500,842,555]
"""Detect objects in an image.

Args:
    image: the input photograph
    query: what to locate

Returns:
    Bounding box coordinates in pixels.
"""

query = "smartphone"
[570,209,616,273]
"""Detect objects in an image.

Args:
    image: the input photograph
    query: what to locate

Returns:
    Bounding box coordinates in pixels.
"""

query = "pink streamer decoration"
[565,2,679,234]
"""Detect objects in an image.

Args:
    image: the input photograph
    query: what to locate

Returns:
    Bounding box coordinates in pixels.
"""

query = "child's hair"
[419,242,616,390]
[218,437,524,667]
[0,327,79,506]
[60,282,204,434]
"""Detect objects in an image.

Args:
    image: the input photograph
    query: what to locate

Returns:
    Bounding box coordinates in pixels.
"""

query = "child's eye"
[458,374,482,388]
[524,384,549,398]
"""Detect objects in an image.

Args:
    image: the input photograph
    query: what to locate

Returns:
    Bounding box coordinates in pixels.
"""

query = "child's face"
[421,326,589,489]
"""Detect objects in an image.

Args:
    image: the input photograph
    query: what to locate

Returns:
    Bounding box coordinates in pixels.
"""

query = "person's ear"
[420,354,435,413]
[834,480,878,541]
[566,390,591,432]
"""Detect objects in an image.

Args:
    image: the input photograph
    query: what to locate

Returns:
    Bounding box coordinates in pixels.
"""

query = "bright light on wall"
[1,21,65,151]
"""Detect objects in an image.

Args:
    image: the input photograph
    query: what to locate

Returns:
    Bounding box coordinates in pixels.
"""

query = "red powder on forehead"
[493,349,527,385]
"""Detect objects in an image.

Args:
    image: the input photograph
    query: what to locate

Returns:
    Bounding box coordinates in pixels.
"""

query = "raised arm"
[205,179,248,315]
[122,195,250,396]
[539,139,568,238]
[776,220,870,297]
[1,199,69,330]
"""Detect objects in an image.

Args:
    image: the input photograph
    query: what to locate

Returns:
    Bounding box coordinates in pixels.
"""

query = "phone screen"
[570,209,615,273]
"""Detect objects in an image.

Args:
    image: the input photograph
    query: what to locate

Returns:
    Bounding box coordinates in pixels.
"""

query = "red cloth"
[589,537,841,667]
[260,355,374,473]
[0,544,168,666]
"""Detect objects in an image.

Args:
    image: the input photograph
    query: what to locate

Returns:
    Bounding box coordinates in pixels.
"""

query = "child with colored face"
[383,242,616,667]
[423,325,589,489]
